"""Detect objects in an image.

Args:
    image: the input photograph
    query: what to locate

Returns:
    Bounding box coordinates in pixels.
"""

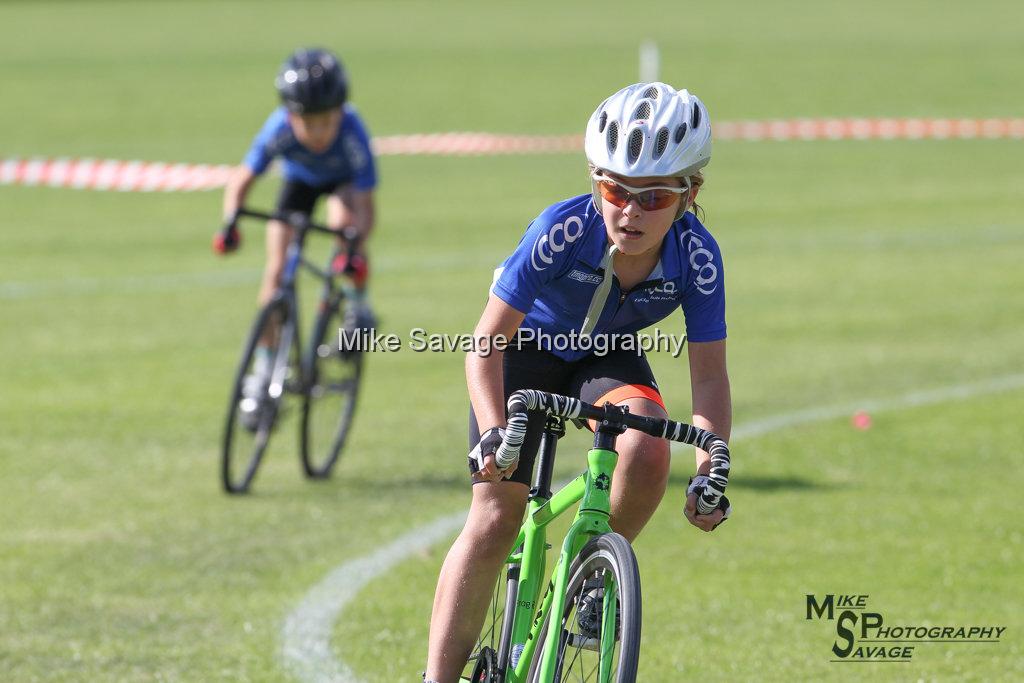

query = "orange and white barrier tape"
[712,117,1024,142]
[3,118,1021,192]
[0,158,235,193]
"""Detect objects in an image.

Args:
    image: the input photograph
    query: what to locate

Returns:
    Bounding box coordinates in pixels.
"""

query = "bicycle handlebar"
[236,208,360,242]
[494,389,731,515]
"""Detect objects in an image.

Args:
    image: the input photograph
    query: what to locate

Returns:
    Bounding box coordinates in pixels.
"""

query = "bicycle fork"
[502,447,618,682]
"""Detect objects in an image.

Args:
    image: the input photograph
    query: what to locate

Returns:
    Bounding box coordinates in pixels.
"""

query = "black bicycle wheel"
[463,559,517,682]
[527,533,641,683]
[299,293,363,478]
[221,299,295,494]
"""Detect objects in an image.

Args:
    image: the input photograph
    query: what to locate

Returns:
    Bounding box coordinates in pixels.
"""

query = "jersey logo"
[679,229,718,295]
[648,280,680,300]
[567,269,601,285]
[343,133,368,172]
[531,216,584,271]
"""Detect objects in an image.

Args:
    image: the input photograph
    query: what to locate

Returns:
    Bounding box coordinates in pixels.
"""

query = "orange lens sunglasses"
[592,173,689,211]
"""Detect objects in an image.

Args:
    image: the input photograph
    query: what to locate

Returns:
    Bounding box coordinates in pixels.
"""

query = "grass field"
[2,1,1023,681]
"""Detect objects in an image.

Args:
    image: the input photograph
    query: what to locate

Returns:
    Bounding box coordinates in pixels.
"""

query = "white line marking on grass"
[281,510,468,683]
[0,269,262,299]
[280,373,1024,682]
[0,253,487,300]
[730,373,1024,441]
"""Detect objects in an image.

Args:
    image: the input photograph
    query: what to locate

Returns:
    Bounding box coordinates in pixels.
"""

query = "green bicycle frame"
[502,445,619,683]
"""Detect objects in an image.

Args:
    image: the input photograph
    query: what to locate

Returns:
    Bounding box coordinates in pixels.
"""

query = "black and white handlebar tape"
[659,421,731,516]
[494,390,582,470]
[493,389,730,516]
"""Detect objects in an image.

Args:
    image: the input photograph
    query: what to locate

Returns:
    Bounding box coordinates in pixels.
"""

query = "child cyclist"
[425,82,732,682]
[214,47,377,399]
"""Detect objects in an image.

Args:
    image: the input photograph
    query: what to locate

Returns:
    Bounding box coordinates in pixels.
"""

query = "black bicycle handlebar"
[236,207,360,242]
[494,389,731,515]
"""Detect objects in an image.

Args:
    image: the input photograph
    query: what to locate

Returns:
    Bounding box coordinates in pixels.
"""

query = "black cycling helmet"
[275,48,348,114]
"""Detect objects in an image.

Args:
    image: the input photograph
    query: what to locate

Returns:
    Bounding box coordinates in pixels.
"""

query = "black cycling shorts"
[468,341,665,487]
[275,178,343,217]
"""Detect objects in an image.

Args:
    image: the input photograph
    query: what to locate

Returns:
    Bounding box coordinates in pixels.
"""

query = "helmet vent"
[607,121,619,153]
[691,105,701,129]
[642,85,660,100]
[633,100,652,121]
[674,123,688,143]
[627,128,644,164]
[598,111,608,133]
[653,127,670,159]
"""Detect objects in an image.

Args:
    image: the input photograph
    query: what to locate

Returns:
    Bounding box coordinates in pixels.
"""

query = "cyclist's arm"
[466,294,526,481]
[329,186,375,239]
[685,339,731,530]
[222,165,257,222]
[687,339,731,474]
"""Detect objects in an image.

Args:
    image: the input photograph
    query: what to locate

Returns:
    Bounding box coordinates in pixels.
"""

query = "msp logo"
[531,216,584,271]
[805,594,1006,663]
[567,269,602,285]
[679,228,718,295]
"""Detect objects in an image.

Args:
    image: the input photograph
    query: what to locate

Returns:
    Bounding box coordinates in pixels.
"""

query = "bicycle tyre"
[527,533,641,682]
[463,558,516,681]
[299,293,363,478]
[221,299,293,494]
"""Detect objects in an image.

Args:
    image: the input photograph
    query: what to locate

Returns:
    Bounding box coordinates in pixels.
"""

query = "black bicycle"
[217,208,367,494]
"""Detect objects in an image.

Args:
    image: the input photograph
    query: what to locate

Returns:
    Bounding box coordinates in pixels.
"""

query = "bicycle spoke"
[464,565,510,680]
[564,590,588,676]
[488,583,500,649]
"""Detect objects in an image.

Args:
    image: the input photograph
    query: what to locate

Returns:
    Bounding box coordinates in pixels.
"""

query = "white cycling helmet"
[585,82,711,179]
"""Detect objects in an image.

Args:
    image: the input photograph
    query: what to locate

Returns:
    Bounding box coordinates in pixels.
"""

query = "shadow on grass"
[331,471,470,491]
[297,473,848,495]
[213,474,468,503]
[230,472,846,500]
[669,473,846,492]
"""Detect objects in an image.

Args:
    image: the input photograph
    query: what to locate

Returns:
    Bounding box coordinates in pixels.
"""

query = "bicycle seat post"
[529,415,565,501]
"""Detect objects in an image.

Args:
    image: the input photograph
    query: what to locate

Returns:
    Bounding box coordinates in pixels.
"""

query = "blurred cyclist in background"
[424,82,732,682]
[214,47,377,410]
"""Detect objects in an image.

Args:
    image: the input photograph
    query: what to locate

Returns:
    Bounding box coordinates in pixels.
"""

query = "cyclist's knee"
[617,433,670,488]
[461,523,519,563]
[262,253,285,278]
[462,486,526,553]
[257,267,283,304]
[260,258,283,284]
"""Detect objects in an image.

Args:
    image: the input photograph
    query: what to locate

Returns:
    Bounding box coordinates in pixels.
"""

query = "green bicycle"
[464,389,731,682]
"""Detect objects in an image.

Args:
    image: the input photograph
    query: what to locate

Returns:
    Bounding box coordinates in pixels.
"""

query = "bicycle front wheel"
[528,533,641,683]
[221,299,294,494]
[299,293,363,478]
[462,556,519,681]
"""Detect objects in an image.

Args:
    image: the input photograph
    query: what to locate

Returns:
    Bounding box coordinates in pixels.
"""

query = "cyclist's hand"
[213,216,241,255]
[474,453,518,483]
[468,427,516,482]
[684,475,731,532]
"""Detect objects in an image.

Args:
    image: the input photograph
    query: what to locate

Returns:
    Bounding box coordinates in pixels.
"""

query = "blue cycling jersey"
[243,103,377,190]
[491,194,726,361]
